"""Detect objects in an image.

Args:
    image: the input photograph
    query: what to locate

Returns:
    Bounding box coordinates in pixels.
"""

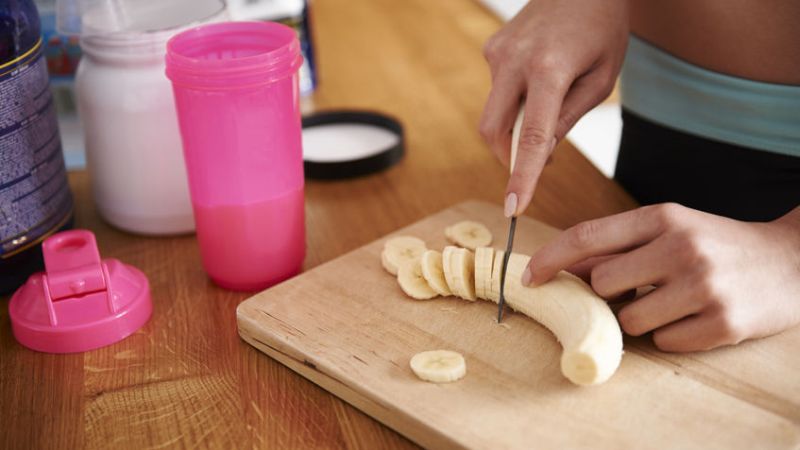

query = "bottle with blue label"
[1,0,74,295]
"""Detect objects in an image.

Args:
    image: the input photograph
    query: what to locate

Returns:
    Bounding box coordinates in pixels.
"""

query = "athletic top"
[620,35,800,158]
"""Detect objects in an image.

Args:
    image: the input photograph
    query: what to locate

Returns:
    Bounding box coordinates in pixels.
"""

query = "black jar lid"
[302,110,405,179]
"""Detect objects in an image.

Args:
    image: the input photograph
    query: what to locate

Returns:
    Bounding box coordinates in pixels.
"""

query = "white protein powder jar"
[75,0,227,235]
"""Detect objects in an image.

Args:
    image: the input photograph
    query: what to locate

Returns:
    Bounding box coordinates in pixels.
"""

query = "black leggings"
[615,110,800,222]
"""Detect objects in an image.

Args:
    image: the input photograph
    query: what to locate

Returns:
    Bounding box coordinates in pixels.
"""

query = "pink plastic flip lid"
[9,230,152,353]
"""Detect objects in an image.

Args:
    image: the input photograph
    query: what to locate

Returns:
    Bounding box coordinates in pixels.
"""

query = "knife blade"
[497,216,516,322]
[497,106,525,323]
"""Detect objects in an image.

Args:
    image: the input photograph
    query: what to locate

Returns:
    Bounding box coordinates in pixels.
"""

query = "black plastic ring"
[302,110,405,180]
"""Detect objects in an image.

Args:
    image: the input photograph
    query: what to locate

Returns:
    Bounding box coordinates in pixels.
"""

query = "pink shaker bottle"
[165,22,305,291]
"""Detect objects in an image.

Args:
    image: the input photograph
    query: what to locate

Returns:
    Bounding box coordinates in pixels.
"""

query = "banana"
[473,247,495,300]
[448,247,477,301]
[483,253,623,386]
[384,236,622,385]
[486,249,505,302]
[397,259,438,300]
[381,236,427,275]
[409,350,466,383]
[444,220,493,250]
[442,246,460,297]
[420,250,452,296]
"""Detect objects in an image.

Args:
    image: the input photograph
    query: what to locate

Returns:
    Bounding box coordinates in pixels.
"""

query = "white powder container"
[71,0,227,234]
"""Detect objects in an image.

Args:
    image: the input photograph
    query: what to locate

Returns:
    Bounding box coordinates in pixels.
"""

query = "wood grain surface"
[238,201,800,450]
[0,0,647,448]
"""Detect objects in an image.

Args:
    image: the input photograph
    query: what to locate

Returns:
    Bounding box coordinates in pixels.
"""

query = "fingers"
[589,236,677,299]
[529,205,675,284]
[532,254,634,302]
[505,76,569,216]
[609,289,637,303]
[651,312,742,352]
[617,281,704,336]
[564,255,617,282]
[479,71,525,168]
[554,69,615,141]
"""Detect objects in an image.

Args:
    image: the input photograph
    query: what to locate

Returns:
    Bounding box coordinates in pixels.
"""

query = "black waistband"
[614,109,800,222]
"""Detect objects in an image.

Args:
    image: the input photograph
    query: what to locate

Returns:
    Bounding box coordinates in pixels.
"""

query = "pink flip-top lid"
[9,230,152,353]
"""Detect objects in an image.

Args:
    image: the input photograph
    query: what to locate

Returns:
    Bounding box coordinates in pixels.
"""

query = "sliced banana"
[381,236,427,275]
[444,220,493,250]
[486,249,505,302]
[397,259,438,300]
[420,250,452,296]
[449,247,476,301]
[474,247,494,300]
[409,350,466,383]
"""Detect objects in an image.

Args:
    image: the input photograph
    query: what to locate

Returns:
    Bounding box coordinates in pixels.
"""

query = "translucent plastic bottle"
[166,22,306,291]
[0,0,74,295]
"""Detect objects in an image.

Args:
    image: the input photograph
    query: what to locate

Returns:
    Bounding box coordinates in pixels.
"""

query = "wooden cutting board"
[237,200,800,449]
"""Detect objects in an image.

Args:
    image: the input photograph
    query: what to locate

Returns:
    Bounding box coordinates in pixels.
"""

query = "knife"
[497,106,525,323]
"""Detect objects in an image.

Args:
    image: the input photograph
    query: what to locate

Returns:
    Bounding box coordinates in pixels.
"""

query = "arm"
[524,203,800,352]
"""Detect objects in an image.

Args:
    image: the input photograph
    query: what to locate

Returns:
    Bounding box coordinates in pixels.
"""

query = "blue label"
[0,39,73,258]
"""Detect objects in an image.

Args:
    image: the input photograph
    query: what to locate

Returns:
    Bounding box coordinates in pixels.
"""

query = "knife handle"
[510,105,525,174]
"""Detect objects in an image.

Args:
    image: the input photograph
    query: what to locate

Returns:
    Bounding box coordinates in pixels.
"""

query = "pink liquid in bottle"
[193,187,305,291]
[166,22,306,291]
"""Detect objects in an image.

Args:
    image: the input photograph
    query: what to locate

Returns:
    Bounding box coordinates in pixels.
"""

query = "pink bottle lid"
[9,230,152,353]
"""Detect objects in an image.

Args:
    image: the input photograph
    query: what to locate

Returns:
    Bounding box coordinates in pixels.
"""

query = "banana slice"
[474,247,494,300]
[441,246,461,297]
[483,253,623,386]
[486,249,505,302]
[409,350,466,383]
[420,250,452,296]
[397,259,438,300]
[381,236,427,275]
[449,247,476,301]
[444,220,493,250]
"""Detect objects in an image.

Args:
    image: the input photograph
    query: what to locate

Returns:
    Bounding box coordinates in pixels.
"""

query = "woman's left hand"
[523,203,800,352]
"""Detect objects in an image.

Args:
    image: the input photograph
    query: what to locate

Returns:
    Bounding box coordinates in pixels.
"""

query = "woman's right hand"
[480,0,629,218]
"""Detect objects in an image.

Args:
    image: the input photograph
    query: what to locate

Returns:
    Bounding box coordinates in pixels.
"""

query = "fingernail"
[504,192,518,218]
[521,266,532,286]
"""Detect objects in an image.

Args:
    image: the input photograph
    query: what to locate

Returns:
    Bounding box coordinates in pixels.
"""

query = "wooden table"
[0,0,636,448]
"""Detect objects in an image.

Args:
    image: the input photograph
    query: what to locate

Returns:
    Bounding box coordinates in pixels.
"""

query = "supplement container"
[166,21,305,291]
[227,0,317,96]
[61,0,227,235]
[1,0,74,295]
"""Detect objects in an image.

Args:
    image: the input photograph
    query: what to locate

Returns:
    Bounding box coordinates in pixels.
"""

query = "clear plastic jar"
[73,0,226,235]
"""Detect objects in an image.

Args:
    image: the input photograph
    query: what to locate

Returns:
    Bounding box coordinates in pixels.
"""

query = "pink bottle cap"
[9,230,152,353]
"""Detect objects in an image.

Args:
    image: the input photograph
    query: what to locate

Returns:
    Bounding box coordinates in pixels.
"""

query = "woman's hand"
[524,204,800,352]
[480,0,629,217]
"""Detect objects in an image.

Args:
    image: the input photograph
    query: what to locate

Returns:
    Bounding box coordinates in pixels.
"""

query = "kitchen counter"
[0,0,638,448]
